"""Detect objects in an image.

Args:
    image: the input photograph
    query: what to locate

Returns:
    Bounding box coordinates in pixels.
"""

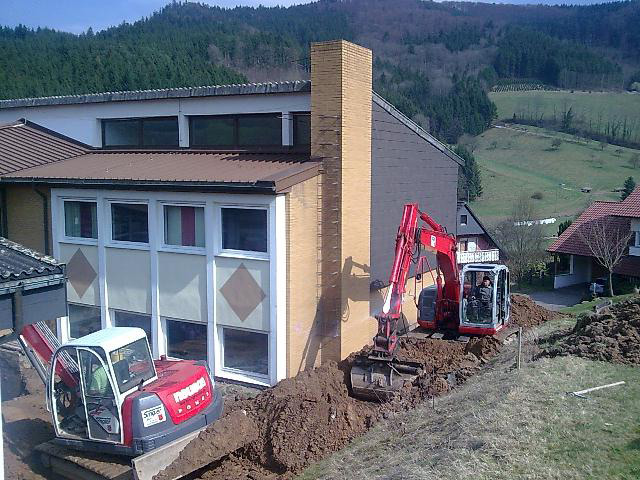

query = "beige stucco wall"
[158,252,207,322]
[310,39,375,361]
[370,271,437,328]
[5,185,52,254]
[59,243,99,306]
[105,247,151,314]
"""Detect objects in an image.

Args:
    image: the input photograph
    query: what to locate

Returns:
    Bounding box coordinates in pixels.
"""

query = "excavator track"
[36,441,133,480]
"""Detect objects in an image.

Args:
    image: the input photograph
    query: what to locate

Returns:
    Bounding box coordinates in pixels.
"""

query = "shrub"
[531,191,544,200]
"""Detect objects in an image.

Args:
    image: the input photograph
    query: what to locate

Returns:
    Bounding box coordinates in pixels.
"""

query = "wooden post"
[517,327,523,370]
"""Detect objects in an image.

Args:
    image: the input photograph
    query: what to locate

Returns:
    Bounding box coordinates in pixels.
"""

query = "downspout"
[0,187,7,237]
[34,188,50,255]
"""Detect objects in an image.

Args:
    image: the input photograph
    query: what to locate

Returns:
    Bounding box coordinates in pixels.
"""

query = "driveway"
[527,285,585,311]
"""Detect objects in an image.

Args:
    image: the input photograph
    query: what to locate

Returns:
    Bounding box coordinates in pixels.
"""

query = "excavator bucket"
[350,355,423,401]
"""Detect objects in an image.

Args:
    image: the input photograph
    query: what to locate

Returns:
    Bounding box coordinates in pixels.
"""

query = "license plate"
[141,404,167,428]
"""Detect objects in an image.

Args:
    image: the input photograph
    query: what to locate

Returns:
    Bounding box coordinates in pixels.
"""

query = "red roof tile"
[548,201,631,256]
[618,186,640,218]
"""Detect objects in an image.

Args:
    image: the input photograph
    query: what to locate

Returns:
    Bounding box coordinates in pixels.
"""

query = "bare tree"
[492,195,545,285]
[578,218,633,296]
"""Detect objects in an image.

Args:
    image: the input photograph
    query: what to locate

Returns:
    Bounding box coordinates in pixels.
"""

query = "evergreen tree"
[455,145,483,201]
[621,177,636,200]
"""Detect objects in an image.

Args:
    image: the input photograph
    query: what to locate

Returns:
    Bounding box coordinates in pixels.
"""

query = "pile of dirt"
[158,335,503,480]
[544,297,640,365]
[511,294,558,327]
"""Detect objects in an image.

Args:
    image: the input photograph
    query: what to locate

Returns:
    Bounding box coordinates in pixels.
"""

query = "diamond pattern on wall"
[219,263,266,322]
[67,249,97,298]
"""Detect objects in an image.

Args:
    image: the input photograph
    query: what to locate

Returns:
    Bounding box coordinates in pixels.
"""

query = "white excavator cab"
[48,327,157,446]
[459,263,510,335]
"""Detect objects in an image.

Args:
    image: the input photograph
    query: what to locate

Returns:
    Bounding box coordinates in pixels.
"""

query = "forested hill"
[1,0,639,144]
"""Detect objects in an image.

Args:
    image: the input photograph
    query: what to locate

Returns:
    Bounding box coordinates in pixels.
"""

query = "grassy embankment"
[299,314,640,480]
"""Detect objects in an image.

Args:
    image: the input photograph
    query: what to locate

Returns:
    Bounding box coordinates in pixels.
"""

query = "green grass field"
[469,123,640,226]
[490,91,640,131]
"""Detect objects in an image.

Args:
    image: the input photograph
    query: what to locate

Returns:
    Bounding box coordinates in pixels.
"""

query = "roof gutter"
[34,188,50,255]
[1,177,279,195]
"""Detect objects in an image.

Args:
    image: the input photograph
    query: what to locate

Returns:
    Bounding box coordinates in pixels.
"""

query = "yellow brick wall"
[309,40,375,361]
[5,185,52,254]
[286,176,340,377]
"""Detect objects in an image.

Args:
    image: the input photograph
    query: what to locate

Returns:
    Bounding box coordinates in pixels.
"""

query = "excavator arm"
[350,204,459,401]
[373,204,459,358]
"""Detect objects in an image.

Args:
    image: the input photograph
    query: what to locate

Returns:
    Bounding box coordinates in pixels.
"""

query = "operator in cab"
[472,275,494,322]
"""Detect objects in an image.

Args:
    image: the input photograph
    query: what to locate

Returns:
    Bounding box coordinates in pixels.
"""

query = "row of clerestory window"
[101,113,310,149]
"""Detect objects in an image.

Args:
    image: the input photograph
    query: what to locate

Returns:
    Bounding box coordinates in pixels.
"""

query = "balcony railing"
[457,249,500,264]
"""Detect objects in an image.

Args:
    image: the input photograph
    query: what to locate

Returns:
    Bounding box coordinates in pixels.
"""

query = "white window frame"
[158,201,207,255]
[217,325,270,385]
[162,316,208,361]
[106,199,150,250]
[60,197,99,246]
[215,205,270,261]
[635,231,640,247]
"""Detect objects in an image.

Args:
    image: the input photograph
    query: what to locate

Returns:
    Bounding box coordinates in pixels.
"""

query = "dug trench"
[157,294,555,480]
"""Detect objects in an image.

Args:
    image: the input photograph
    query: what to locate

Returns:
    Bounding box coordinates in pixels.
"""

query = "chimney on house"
[310,40,375,360]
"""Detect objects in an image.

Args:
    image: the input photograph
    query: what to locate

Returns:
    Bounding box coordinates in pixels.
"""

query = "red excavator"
[6,320,223,479]
[350,203,510,400]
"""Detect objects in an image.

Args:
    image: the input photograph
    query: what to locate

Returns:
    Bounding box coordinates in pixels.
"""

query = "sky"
[1,0,617,34]
[1,0,311,34]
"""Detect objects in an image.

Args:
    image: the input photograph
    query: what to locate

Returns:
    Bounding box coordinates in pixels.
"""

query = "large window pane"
[69,303,101,339]
[164,205,205,247]
[113,310,152,343]
[103,119,139,147]
[221,208,267,252]
[293,113,311,146]
[238,115,281,146]
[142,118,179,147]
[111,203,148,243]
[109,338,155,394]
[222,328,268,375]
[64,201,97,239]
[166,319,207,361]
[190,117,235,147]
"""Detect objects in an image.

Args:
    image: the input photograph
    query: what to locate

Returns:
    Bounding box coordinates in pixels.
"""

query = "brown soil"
[0,349,56,480]
[159,333,516,480]
[544,297,640,365]
[511,294,558,327]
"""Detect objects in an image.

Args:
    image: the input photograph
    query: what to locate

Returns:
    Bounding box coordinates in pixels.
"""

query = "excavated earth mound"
[158,295,554,480]
[544,297,640,365]
[158,336,503,480]
[511,294,558,327]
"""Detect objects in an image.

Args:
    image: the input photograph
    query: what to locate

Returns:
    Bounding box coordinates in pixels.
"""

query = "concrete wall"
[554,254,591,288]
[0,93,310,147]
[4,185,51,254]
[370,102,459,284]
[311,40,375,361]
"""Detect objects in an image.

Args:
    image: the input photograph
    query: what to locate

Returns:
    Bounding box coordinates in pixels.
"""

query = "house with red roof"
[547,187,640,289]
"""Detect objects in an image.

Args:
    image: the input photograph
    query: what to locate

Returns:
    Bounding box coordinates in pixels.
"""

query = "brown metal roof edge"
[273,162,322,193]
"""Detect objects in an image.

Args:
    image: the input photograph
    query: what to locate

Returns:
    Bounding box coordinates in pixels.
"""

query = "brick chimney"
[310,40,374,359]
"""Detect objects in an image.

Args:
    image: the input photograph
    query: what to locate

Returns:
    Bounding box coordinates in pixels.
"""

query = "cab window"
[110,338,155,393]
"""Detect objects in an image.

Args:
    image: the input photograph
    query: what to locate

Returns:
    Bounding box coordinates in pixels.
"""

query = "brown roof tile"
[548,201,631,256]
[3,150,319,193]
[0,120,89,174]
